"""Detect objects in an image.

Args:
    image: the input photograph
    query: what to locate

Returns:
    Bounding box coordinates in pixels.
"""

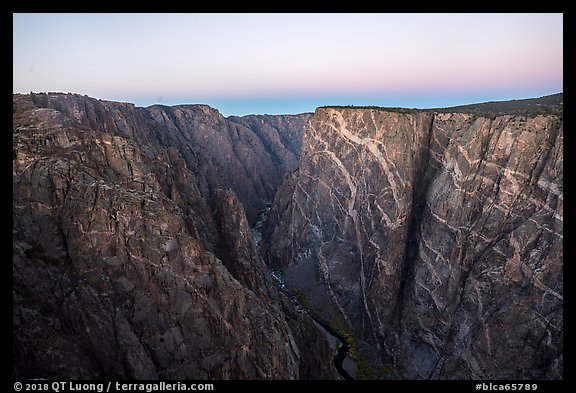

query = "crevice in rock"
[395,113,436,328]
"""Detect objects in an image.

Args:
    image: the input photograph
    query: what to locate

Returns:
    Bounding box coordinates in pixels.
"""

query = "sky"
[13,13,563,116]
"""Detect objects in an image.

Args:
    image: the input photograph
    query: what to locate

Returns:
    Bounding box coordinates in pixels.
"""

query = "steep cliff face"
[146,108,311,223]
[12,94,333,379]
[262,107,563,379]
[229,114,307,174]
[14,91,563,380]
[25,93,310,224]
[211,188,279,303]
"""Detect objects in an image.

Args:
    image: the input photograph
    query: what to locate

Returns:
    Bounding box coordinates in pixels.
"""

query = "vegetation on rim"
[320,93,563,118]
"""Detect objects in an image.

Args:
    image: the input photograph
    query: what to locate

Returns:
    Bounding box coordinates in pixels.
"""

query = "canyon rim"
[13,92,563,380]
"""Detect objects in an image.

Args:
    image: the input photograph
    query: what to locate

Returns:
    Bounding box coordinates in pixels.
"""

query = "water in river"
[251,203,357,380]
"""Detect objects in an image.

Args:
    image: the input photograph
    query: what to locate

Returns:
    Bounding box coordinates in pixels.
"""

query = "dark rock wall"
[26,93,311,224]
[263,108,563,379]
[14,92,562,380]
[13,94,331,379]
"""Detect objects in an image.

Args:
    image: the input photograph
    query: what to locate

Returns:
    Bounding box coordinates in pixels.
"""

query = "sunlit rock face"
[263,106,563,379]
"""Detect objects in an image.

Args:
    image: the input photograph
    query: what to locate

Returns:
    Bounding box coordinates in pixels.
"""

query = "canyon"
[13,93,333,379]
[13,92,562,380]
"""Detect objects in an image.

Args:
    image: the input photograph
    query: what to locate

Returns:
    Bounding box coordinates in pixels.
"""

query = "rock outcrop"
[211,188,279,303]
[13,91,562,380]
[24,92,311,224]
[12,93,332,379]
[262,105,563,379]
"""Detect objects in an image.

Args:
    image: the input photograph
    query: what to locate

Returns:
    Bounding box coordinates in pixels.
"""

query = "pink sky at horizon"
[13,13,562,115]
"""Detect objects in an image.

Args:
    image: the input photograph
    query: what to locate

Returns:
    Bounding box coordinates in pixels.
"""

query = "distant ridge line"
[320,93,563,117]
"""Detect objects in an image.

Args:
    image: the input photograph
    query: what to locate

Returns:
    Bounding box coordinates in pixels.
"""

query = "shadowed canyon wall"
[13,92,562,380]
[12,93,334,379]
[262,107,563,379]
